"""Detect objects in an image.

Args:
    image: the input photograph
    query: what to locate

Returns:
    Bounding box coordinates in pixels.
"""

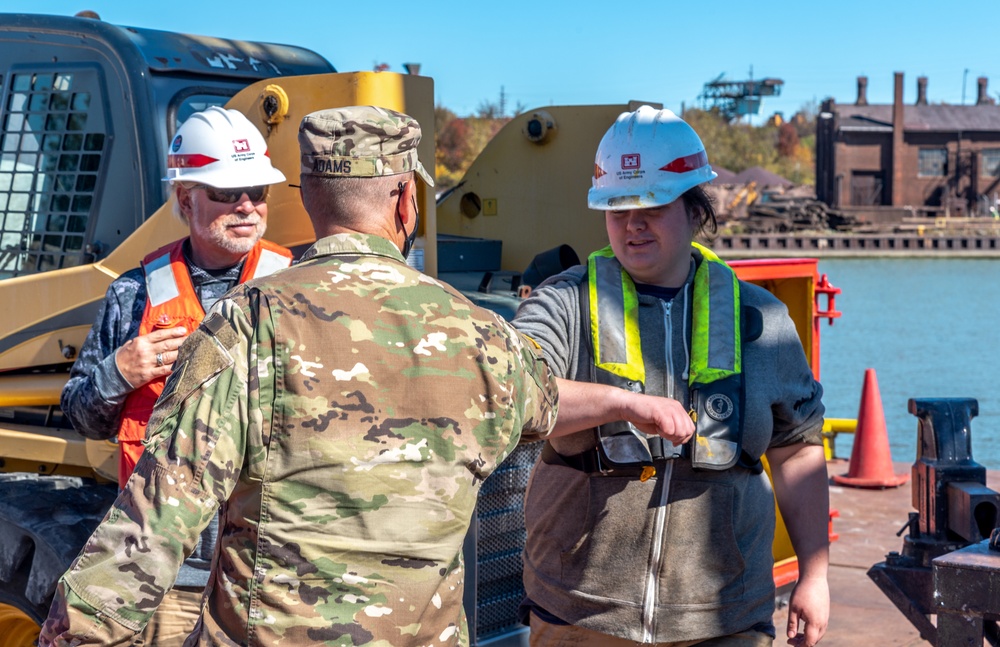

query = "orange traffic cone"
[832,368,909,489]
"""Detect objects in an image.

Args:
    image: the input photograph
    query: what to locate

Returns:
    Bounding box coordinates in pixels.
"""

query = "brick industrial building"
[815,73,1000,218]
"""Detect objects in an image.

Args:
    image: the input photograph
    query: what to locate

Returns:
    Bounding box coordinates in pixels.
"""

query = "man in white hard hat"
[514,105,830,646]
[59,106,293,646]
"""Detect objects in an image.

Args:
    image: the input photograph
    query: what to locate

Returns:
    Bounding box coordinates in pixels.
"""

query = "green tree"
[684,108,776,173]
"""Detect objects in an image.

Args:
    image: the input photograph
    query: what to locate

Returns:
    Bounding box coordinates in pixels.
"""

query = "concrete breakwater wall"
[712,232,1000,258]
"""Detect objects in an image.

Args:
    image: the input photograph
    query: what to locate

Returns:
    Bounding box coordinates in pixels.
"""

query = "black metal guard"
[868,397,1000,646]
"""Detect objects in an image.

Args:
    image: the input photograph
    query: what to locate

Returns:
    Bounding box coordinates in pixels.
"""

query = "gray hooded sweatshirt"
[512,260,824,643]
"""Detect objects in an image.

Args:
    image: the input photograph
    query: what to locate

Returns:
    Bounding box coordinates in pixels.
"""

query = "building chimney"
[892,72,904,206]
[816,99,837,206]
[856,76,869,106]
[916,76,928,105]
[977,77,993,105]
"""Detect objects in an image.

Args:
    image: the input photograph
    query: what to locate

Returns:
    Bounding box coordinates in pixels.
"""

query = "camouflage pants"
[528,612,773,647]
[133,587,203,647]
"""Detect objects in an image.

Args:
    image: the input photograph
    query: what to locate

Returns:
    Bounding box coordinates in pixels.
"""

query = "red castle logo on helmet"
[621,154,640,170]
[233,139,251,153]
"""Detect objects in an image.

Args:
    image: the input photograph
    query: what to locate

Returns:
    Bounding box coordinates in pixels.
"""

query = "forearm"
[39,461,219,646]
[549,378,626,437]
[61,277,142,439]
[767,443,830,579]
[61,350,134,439]
[549,378,693,443]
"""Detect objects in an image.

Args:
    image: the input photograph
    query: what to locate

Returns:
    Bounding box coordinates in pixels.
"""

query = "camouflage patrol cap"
[298,106,434,186]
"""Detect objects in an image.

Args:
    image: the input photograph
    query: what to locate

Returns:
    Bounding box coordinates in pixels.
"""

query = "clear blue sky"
[14,1,1000,122]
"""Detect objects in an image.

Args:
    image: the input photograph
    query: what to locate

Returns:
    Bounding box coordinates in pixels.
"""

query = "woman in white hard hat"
[513,105,829,647]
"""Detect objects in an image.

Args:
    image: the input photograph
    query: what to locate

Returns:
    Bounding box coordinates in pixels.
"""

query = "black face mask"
[400,195,419,259]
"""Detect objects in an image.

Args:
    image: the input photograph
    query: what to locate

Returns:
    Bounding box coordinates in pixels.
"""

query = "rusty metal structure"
[697,73,783,121]
[868,398,1000,646]
[816,73,1000,219]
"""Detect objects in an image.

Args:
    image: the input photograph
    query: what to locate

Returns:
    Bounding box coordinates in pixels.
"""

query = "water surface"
[818,258,1000,468]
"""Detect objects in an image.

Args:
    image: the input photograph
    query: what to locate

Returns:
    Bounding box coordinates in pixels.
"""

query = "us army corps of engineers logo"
[616,153,645,181]
[706,393,734,421]
[231,138,255,162]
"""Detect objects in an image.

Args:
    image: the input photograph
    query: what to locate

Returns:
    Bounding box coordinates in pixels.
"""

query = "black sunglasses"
[195,184,269,204]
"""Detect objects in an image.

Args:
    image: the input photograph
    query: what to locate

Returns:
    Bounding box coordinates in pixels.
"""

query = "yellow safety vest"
[586,243,744,470]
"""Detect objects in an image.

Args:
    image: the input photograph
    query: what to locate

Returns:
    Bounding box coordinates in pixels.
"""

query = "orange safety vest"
[115,237,292,486]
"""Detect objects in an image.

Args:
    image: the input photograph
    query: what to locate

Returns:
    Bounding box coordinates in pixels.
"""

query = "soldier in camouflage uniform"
[40,105,559,647]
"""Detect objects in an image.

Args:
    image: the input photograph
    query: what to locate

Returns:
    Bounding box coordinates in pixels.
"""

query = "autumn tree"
[434,98,818,191]
[682,106,816,186]
[435,105,466,189]
[433,99,512,191]
[774,107,816,185]
[683,108,776,172]
[777,123,798,157]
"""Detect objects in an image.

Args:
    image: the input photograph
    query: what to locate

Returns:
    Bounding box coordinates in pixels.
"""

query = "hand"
[785,575,829,646]
[620,392,695,446]
[115,326,189,389]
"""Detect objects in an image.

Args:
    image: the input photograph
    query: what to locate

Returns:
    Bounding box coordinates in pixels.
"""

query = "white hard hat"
[164,106,286,188]
[588,105,717,211]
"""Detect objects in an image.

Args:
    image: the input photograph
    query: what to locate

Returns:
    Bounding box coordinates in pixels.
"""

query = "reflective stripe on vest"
[588,247,644,384]
[115,238,292,486]
[253,246,294,280]
[689,242,741,387]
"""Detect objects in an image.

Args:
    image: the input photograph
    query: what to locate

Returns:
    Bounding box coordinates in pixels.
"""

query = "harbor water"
[817,258,1000,469]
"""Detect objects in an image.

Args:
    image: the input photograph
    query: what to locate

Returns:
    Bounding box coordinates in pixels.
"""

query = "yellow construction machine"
[0,13,835,647]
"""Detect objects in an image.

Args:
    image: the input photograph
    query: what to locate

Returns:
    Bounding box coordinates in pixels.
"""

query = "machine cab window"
[0,69,108,277]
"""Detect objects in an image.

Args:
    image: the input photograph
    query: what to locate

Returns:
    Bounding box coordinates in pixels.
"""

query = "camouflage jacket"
[40,233,558,647]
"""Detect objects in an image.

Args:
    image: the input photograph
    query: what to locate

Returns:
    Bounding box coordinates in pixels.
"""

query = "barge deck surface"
[770,460,1000,646]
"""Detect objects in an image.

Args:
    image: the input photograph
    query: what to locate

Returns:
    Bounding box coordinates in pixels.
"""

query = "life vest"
[585,242,745,471]
[115,238,292,486]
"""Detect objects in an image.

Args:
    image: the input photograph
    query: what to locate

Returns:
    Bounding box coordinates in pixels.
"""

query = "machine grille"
[470,441,542,642]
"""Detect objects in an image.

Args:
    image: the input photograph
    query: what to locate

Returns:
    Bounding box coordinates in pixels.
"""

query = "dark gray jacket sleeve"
[511,267,586,380]
[60,270,145,440]
[747,284,825,448]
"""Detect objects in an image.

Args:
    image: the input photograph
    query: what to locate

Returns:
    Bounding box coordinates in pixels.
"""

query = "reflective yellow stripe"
[689,242,741,386]
[588,247,644,384]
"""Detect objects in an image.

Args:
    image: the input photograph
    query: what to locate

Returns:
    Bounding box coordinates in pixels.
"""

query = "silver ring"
[155,352,164,367]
